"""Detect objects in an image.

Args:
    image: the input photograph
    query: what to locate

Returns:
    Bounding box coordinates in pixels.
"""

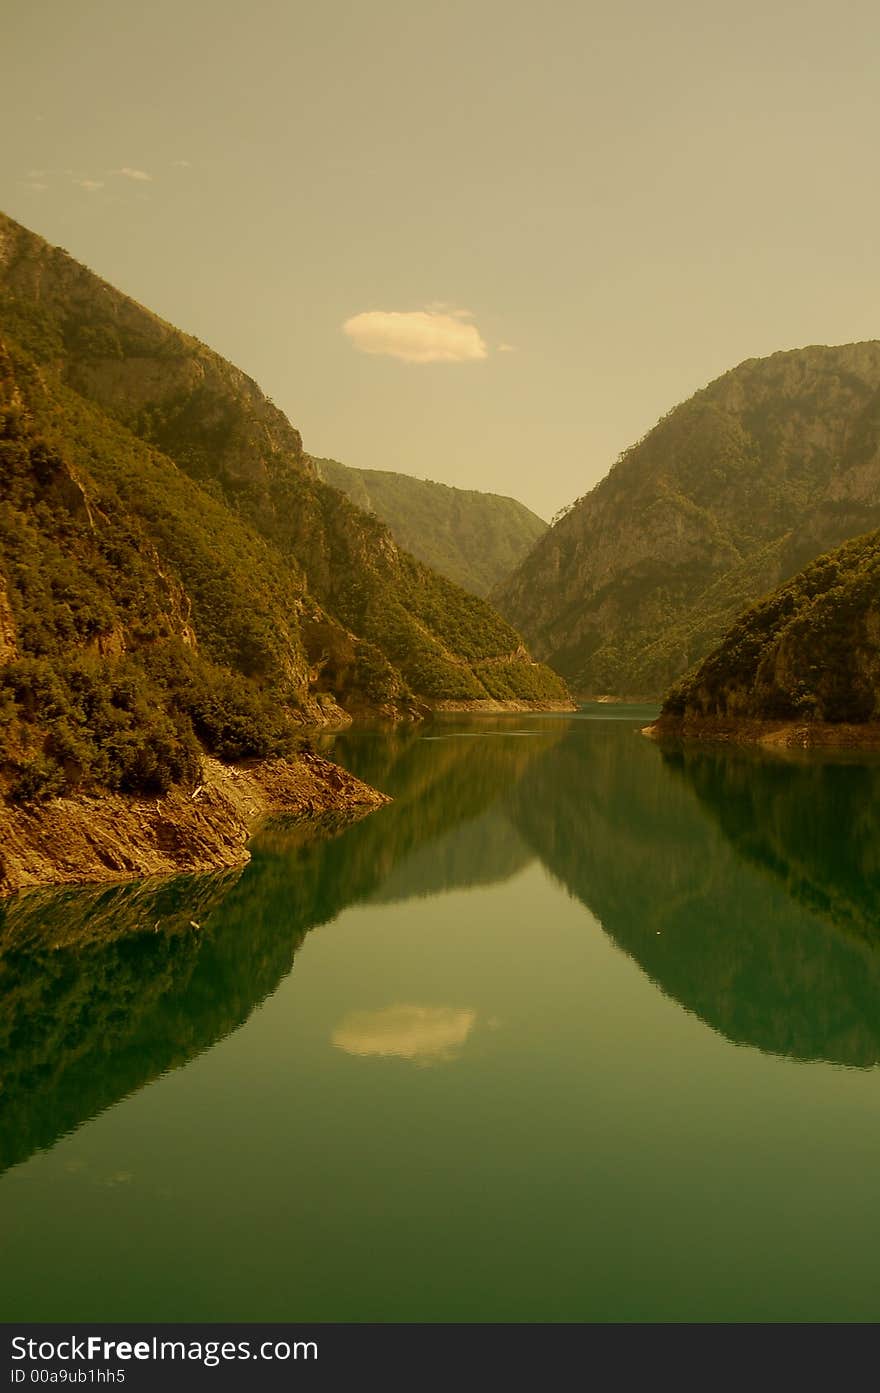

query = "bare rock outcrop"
[0,749,389,895]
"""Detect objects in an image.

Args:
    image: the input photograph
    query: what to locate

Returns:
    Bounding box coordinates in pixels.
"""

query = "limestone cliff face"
[494,342,880,697]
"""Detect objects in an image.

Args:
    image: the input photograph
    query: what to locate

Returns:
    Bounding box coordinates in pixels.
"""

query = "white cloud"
[116,167,152,182]
[172,159,192,168]
[497,342,517,353]
[343,308,488,364]
[77,179,104,192]
[26,182,48,193]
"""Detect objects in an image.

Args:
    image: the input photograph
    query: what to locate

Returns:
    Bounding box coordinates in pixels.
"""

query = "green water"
[4,707,880,1322]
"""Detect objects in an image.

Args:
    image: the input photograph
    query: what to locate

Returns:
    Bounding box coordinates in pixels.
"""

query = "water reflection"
[659,744,880,944]
[510,725,880,1068]
[0,722,558,1172]
[0,864,299,1173]
[5,712,880,1177]
[331,1005,477,1063]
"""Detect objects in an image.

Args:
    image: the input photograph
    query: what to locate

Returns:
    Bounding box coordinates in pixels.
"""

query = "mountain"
[0,212,570,869]
[652,528,880,739]
[493,342,880,697]
[312,457,546,597]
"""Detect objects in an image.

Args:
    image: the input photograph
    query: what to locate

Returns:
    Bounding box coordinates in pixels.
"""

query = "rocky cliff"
[494,342,880,696]
[0,750,388,895]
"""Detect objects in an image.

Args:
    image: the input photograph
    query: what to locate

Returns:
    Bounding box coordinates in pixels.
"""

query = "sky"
[2,0,879,520]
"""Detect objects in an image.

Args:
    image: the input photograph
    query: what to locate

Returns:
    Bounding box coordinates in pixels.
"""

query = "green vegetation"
[314,457,546,596]
[0,349,304,800]
[495,342,880,696]
[664,529,880,722]
[0,211,568,802]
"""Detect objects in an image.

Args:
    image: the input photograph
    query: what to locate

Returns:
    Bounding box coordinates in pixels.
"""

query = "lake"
[4,706,880,1322]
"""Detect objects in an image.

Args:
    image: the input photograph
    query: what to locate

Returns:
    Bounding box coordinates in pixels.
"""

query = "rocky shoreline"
[0,749,389,896]
[643,714,880,750]
[430,698,577,714]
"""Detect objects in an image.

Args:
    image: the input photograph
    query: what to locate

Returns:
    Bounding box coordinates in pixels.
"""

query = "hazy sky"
[3,0,879,518]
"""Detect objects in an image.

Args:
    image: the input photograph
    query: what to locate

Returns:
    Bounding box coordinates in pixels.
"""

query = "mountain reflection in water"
[4,710,880,1181]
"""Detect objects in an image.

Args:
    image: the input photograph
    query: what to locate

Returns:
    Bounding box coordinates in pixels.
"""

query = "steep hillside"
[652,528,880,740]
[0,212,570,751]
[494,343,880,696]
[313,457,546,596]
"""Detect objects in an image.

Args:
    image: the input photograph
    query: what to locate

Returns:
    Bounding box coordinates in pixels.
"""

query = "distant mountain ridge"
[313,457,546,597]
[493,342,880,697]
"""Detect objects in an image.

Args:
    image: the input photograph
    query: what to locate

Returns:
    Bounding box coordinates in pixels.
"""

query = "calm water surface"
[4,707,880,1321]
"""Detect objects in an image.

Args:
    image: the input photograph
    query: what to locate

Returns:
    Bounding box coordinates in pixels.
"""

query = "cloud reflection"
[332,1005,477,1064]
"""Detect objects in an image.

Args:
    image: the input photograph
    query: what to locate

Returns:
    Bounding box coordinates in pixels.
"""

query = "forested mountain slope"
[313,456,546,596]
[657,528,880,731]
[0,211,569,815]
[494,343,880,696]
